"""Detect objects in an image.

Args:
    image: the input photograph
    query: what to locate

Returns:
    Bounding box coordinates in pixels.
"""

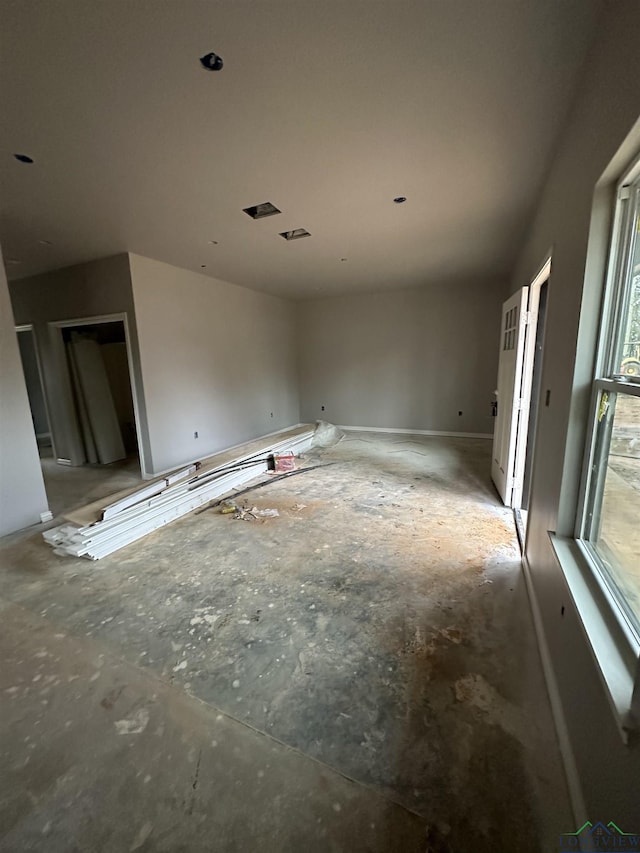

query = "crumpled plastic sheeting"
[310,420,344,449]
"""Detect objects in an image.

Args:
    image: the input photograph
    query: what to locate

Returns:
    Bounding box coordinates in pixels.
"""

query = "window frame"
[577,380,640,645]
[573,158,640,713]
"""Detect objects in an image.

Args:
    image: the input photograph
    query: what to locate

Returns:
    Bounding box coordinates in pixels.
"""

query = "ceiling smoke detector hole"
[280,228,311,241]
[243,202,281,220]
[14,153,34,164]
[393,196,407,204]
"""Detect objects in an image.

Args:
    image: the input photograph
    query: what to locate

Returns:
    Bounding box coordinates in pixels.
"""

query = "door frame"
[49,313,147,477]
[511,257,552,510]
[15,323,58,461]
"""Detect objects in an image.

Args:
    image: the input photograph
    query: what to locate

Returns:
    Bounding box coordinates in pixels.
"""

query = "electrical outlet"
[270,412,273,418]
[458,411,463,416]
[194,431,199,439]
[321,405,325,412]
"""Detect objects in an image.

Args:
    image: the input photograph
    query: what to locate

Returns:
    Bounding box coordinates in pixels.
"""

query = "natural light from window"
[591,394,640,632]
[581,178,640,643]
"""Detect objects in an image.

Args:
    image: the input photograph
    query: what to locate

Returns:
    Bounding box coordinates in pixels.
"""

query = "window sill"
[549,534,639,744]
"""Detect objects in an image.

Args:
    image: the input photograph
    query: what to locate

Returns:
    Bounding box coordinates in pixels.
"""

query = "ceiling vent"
[243,202,281,220]
[280,228,311,241]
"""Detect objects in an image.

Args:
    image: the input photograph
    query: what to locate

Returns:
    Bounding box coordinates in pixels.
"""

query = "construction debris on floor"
[41,425,316,560]
[272,451,296,472]
[220,498,280,520]
[224,502,280,521]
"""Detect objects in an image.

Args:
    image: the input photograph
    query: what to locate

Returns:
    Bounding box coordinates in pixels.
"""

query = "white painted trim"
[49,313,148,478]
[512,257,552,512]
[103,481,174,521]
[56,458,72,466]
[39,510,53,523]
[50,313,131,328]
[550,535,639,739]
[617,148,640,193]
[529,256,553,294]
[44,428,315,560]
[339,425,492,439]
[147,423,308,479]
[521,552,587,829]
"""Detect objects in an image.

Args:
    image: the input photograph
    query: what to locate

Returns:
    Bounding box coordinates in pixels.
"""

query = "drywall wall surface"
[0,249,49,535]
[9,255,151,473]
[511,3,640,822]
[128,254,300,474]
[297,281,504,435]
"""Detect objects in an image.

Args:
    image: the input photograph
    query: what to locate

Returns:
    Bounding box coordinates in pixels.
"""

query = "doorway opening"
[15,325,55,458]
[37,314,144,517]
[61,320,139,464]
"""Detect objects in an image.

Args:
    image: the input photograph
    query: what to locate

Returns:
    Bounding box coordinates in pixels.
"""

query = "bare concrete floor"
[0,433,572,852]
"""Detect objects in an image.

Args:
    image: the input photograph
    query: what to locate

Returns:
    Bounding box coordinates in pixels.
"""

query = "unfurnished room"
[1,2,639,851]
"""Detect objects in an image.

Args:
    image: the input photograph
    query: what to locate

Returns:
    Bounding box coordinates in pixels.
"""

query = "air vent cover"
[280,228,311,241]
[243,202,281,220]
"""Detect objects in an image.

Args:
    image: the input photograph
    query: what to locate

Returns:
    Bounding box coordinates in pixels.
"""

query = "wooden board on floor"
[62,425,313,528]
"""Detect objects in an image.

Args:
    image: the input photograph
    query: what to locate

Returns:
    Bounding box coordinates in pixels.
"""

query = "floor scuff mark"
[114,707,150,735]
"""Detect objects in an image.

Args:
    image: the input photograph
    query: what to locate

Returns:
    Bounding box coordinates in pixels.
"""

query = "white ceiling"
[1,0,602,299]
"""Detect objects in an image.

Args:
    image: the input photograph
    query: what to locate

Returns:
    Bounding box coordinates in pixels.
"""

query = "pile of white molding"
[43,426,314,561]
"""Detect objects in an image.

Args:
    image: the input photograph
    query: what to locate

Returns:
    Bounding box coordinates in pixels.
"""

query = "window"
[503,305,519,351]
[578,168,640,647]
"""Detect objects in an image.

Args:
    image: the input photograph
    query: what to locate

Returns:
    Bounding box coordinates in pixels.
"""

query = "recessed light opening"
[14,154,34,164]
[200,52,223,71]
[208,240,219,245]
[393,196,407,204]
[243,202,281,220]
[280,228,311,241]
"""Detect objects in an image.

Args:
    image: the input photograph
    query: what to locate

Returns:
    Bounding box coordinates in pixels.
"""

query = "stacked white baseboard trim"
[43,427,314,561]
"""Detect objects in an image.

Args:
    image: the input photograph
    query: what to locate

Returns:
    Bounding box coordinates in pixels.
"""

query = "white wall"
[0,249,49,535]
[511,2,640,823]
[128,254,300,474]
[10,255,151,473]
[297,280,505,435]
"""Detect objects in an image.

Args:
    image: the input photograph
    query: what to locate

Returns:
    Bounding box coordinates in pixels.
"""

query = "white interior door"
[491,287,529,506]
